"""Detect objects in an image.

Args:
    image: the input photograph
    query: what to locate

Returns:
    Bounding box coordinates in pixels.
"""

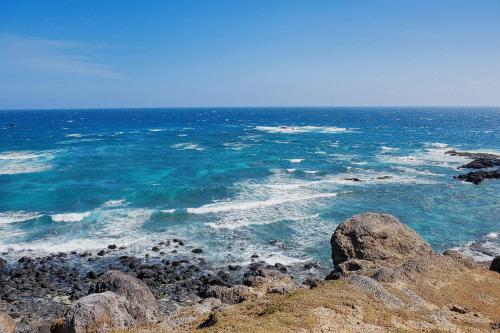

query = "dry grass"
[114,265,500,333]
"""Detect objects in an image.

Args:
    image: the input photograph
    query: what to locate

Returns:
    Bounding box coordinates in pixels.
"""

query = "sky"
[1,0,499,109]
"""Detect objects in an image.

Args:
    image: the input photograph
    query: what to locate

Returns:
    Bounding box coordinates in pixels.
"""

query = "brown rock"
[205,285,256,304]
[57,292,134,333]
[331,213,432,265]
[90,270,158,323]
[0,313,15,333]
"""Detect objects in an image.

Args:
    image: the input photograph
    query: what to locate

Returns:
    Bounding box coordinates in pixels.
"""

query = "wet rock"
[490,256,500,273]
[97,250,106,256]
[445,149,499,160]
[107,244,117,250]
[470,242,499,257]
[0,312,15,333]
[227,265,241,271]
[191,248,203,254]
[345,177,361,182]
[454,170,500,184]
[460,158,500,169]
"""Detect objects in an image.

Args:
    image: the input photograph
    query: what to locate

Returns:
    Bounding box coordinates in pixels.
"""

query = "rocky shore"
[1,213,499,332]
[0,238,321,332]
[446,149,500,184]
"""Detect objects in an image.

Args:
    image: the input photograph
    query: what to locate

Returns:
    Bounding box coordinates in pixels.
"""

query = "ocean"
[1,107,499,269]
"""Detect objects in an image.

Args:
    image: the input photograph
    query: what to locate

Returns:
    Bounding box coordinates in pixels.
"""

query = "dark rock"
[151,246,160,252]
[490,256,500,273]
[454,170,500,184]
[108,244,117,250]
[191,248,203,254]
[274,262,287,272]
[450,305,469,314]
[228,265,241,271]
[97,250,106,256]
[345,177,361,182]
[198,313,217,329]
[86,271,97,279]
[460,158,500,169]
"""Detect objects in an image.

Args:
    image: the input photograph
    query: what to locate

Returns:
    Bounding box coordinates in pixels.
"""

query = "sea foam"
[255,125,350,134]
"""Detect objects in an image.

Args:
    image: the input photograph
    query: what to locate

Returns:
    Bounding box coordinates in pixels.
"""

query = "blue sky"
[1,0,499,109]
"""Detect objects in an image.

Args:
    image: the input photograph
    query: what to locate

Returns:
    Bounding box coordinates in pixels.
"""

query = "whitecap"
[289,159,304,163]
[255,125,351,134]
[51,212,91,223]
[65,133,82,138]
[102,199,127,208]
[0,150,54,175]
[223,142,249,150]
[148,128,167,132]
[171,143,204,151]
[486,232,499,239]
[187,192,337,215]
[0,211,42,225]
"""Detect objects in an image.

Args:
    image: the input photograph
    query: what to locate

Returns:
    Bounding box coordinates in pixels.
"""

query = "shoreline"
[0,234,495,332]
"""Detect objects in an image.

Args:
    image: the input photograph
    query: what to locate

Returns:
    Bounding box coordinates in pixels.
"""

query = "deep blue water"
[0,107,499,267]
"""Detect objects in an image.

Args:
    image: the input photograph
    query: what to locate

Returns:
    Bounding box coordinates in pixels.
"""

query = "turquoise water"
[0,108,499,267]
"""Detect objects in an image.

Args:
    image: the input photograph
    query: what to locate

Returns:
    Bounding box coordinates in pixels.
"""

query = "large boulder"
[331,213,432,264]
[54,270,158,333]
[89,270,158,323]
[329,213,433,279]
[0,313,15,333]
[54,292,134,333]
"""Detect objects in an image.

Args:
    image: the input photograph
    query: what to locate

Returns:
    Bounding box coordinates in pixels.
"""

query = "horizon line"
[2,105,500,112]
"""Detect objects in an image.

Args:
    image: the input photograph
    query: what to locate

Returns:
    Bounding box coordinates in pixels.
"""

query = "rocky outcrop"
[454,169,500,184]
[205,285,256,305]
[446,149,500,184]
[243,268,298,295]
[328,213,433,279]
[55,271,158,333]
[0,313,15,333]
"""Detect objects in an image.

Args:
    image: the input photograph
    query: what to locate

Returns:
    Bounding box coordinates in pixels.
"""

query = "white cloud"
[0,33,121,79]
